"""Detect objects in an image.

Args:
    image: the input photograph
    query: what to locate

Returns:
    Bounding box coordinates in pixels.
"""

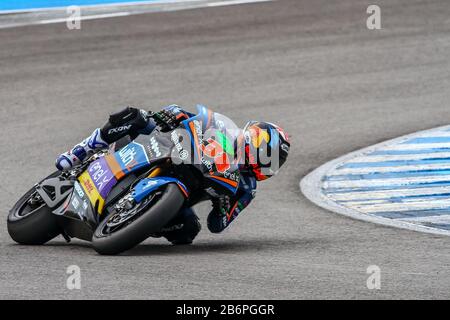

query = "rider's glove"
[207,195,232,233]
[150,109,179,132]
[212,195,231,218]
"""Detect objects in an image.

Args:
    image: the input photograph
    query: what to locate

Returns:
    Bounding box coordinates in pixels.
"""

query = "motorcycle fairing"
[35,177,74,209]
[105,141,150,179]
[53,181,98,227]
[78,171,106,214]
[33,178,99,241]
[132,177,189,203]
[31,175,98,240]
[78,141,151,214]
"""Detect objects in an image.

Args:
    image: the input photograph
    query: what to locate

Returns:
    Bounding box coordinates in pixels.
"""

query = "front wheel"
[7,171,61,245]
[92,183,185,255]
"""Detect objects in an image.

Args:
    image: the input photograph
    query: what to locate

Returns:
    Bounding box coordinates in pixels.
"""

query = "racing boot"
[151,207,201,245]
[55,128,108,171]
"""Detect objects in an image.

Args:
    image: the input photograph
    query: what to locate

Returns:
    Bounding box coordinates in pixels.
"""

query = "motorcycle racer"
[56,105,290,245]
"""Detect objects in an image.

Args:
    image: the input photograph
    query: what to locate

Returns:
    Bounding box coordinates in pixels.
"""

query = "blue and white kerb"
[301,125,450,236]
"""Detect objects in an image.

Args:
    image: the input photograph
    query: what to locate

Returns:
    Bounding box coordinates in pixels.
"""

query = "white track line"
[327,186,450,201]
[0,0,203,14]
[413,131,450,137]
[346,200,450,214]
[208,0,271,7]
[400,215,450,223]
[332,196,450,210]
[382,143,450,150]
[324,175,450,189]
[0,0,273,28]
[38,11,131,24]
[345,152,450,163]
[330,163,450,175]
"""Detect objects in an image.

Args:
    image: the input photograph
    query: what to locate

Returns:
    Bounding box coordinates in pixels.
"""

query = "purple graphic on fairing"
[88,157,117,198]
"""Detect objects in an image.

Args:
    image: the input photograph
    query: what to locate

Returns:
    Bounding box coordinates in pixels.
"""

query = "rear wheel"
[7,172,61,245]
[92,183,185,255]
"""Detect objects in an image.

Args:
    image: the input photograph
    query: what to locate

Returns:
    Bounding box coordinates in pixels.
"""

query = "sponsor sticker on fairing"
[71,197,80,209]
[115,142,150,173]
[171,130,189,161]
[87,157,117,199]
[74,182,85,198]
[150,137,162,157]
[142,180,159,190]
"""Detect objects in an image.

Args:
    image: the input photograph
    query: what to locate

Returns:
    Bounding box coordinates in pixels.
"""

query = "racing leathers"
[56,105,256,244]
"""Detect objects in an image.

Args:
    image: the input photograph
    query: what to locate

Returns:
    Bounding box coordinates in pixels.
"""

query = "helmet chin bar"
[242,120,289,181]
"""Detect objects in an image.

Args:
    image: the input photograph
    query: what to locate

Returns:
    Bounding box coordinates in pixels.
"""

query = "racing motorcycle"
[7,106,242,255]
